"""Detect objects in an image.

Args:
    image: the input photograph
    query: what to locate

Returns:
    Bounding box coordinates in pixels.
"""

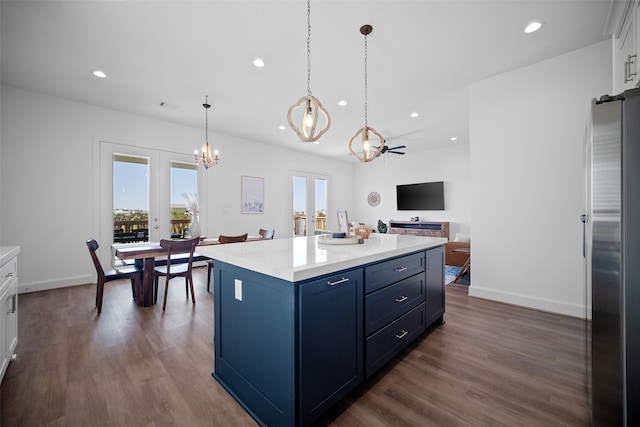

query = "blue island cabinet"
[212,244,444,427]
[213,261,364,427]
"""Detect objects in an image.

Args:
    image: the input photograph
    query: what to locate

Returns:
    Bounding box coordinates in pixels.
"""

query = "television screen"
[396,181,444,210]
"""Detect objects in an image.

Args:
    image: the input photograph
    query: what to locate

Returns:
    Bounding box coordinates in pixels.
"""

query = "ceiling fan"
[376,144,406,157]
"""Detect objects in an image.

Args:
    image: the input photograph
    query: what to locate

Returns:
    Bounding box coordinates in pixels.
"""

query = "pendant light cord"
[364,32,368,127]
[306,0,312,97]
[204,95,209,143]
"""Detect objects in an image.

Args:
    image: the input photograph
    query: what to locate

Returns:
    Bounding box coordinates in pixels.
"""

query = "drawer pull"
[395,296,408,303]
[394,267,408,273]
[327,277,350,286]
[395,330,409,339]
[4,272,14,279]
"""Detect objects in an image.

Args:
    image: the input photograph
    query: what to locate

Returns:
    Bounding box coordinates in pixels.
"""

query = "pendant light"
[349,24,385,162]
[194,95,220,169]
[287,0,331,143]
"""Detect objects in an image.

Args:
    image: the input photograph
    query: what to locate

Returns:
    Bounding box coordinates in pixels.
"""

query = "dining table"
[112,236,264,307]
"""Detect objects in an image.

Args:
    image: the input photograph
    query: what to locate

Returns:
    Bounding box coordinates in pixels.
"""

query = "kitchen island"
[197,234,446,427]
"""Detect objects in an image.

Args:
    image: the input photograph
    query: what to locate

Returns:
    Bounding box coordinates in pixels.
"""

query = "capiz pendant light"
[195,95,220,169]
[287,0,331,143]
[349,25,385,162]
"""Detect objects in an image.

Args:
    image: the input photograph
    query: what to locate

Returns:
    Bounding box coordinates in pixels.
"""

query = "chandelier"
[195,95,220,169]
[349,25,385,162]
[287,0,331,143]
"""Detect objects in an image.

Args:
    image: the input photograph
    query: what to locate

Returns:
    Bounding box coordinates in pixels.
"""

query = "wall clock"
[367,191,381,207]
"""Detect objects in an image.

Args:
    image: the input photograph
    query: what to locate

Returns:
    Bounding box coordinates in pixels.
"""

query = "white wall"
[0,85,355,293]
[352,143,470,238]
[468,40,611,317]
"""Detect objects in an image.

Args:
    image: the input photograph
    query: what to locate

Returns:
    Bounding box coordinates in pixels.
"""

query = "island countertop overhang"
[196,234,447,282]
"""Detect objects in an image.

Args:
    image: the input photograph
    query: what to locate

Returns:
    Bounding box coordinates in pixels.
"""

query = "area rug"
[445,265,461,285]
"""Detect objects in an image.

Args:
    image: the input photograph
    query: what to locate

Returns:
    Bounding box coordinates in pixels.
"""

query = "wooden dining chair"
[86,238,141,315]
[154,237,200,311]
[206,233,249,291]
[218,233,248,244]
[259,229,275,239]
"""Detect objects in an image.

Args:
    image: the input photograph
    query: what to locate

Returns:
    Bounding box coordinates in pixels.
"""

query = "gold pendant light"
[195,95,220,169]
[349,24,385,162]
[287,0,331,143]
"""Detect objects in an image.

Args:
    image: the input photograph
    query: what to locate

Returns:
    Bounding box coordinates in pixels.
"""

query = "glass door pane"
[113,154,150,244]
[315,178,327,232]
[293,176,307,236]
[170,161,198,239]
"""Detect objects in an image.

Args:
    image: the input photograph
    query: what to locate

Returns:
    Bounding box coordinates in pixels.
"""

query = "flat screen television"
[396,181,444,210]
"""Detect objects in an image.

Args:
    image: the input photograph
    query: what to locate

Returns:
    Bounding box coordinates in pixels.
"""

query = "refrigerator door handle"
[581,214,588,258]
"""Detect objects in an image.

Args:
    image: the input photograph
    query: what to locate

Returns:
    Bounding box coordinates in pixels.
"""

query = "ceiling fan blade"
[388,145,406,150]
[390,151,405,155]
[384,129,424,141]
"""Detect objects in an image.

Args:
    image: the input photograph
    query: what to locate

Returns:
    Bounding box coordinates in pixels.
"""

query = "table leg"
[139,257,156,307]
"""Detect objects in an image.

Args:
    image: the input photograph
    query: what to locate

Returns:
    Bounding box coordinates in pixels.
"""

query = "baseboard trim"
[468,285,589,319]
[18,263,210,295]
[19,275,93,294]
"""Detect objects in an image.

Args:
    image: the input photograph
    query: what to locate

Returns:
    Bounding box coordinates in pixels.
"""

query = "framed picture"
[241,176,264,214]
[337,210,350,233]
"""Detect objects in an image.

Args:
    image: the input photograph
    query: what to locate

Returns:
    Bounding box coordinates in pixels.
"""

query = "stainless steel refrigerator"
[587,87,639,426]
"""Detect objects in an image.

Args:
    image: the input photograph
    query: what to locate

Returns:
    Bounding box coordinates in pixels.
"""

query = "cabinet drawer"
[365,303,426,378]
[0,257,17,292]
[365,273,424,336]
[365,252,424,294]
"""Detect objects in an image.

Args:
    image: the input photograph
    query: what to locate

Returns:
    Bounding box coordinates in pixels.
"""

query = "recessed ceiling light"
[524,21,542,34]
[338,100,348,106]
[450,137,457,141]
[278,125,286,130]
[93,70,107,78]
[410,112,419,118]
[253,58,265,68]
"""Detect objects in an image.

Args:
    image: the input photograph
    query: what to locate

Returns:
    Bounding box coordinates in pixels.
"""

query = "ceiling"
[1,0,612,161]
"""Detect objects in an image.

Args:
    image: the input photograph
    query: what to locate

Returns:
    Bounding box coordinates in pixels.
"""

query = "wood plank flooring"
[0,270,591,426]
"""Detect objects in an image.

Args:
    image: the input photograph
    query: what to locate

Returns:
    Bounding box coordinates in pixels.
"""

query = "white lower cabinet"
[0,247,19,383]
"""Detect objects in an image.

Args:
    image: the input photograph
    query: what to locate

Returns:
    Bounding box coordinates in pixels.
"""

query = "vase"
[189,216,201,238]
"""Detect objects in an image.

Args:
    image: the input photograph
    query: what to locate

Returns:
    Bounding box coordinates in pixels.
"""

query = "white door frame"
[93,138,206,267]
[288,170,329,237]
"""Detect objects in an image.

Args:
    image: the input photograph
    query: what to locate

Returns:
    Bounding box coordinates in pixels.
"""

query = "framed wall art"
[241,176,264,214]
[337,210,350,234]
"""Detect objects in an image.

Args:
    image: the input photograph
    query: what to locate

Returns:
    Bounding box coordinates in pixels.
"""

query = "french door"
[97,140,203,266]
[291,171,328,237]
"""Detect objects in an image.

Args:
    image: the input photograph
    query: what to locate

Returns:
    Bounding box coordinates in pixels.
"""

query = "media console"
[388,220,449,239]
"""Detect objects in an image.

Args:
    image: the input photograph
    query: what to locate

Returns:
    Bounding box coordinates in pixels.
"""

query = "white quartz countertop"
[196,234,447,282]
[0,246,20,268]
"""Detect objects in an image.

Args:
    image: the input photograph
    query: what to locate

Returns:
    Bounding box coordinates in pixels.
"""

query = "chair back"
[259,229,275,239]
[219,233,248,244]
[159,237,200,273]
[86,238,105,279]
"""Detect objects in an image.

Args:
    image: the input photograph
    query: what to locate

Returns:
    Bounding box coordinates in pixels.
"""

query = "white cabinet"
[0,247,19,383]
[608,0,640,93]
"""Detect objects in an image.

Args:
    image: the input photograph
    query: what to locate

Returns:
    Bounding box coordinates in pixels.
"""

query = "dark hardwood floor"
[0,270,591,426]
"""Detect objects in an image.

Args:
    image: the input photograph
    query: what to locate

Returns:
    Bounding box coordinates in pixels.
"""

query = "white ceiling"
[1,0,612,161]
